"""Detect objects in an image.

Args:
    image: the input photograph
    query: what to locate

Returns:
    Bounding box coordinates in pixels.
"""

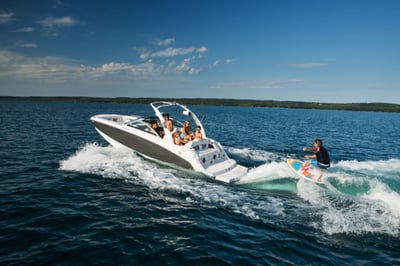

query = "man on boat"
[164,113,173,132]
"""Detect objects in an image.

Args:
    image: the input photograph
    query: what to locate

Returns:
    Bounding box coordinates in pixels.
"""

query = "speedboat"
[90,101,248,183]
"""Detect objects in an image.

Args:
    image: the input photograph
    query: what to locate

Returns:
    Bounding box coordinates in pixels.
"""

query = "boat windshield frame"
[150,101,206,139]
[125,118,158,136]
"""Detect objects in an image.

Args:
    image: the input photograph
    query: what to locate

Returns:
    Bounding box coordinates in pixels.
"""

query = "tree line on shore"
[1,96,400,113]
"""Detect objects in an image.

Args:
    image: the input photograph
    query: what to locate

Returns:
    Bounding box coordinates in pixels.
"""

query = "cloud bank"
[0,12,14,24]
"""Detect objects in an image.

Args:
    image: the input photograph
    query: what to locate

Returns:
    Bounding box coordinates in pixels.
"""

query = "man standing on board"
[302,138,330,182]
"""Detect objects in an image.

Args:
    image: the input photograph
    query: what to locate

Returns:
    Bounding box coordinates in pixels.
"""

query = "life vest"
[316,146,330,165]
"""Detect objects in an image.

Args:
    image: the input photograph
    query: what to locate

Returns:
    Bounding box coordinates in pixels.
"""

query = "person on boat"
[164,113,173,132]
[152,122,165,138]
[194,126,203,140]
[173,131,185,145]
[302,138,330,182]
[181,120,194,143]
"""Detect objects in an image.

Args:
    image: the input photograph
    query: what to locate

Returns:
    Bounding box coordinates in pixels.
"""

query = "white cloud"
[151,46,207,58]
[0,40,213,85]
[13,27,35,32]
[0,51,78,82]
[39,16,80,35]
[139,52,150,60]
[211,60,220,67]
[20,43,38,48]
[211,79,305,90]
[0,49,201,84]
[132,47,151,60]
[287,63,327,68]
[210,58,235,68]
[40,16,79,28]
[157,38,175,46]
[174,57,200,75]
[197,46,207,53]
[82,60,162,80]
[99,62,132,72]
[134,40,209,74]
[140,45,208,60]
[0,12,14,24]
[152,47,191,58]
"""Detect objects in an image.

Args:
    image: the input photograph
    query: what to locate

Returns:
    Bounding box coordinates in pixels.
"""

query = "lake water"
[1,101,400,265]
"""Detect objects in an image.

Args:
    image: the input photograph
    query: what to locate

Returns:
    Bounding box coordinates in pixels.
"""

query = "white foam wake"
[60,144,400,236]
[297,158,400,236]
[59,143,285,220]
[336,158,400,173]
[238,161,293,183]
[227,147,294,184]
[227,147,281,162]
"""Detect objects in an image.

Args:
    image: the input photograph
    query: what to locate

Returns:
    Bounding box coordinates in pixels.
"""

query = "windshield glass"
[126,119,155,135]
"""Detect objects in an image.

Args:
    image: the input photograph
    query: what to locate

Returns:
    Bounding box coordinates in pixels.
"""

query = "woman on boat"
[181,120,194,143]
[173,131,185,145]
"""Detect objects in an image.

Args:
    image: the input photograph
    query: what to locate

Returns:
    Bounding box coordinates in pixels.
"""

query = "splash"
[240,161,292,183]
[297,159,400,236]
[59,143,286,220]
[227,147,281,162]
[230,147,400,236]
[60,144,400,236]
[229,147,298,192]
[336,158,400,172]
[59,143,141,178]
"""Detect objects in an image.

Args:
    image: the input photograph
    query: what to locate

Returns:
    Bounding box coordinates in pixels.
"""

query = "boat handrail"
[150,101,207,139]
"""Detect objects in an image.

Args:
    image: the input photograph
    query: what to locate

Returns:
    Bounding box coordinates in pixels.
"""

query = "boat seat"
[187,139,210,151]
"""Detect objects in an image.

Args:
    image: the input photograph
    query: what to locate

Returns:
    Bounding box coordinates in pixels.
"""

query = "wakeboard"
[287,159,324,184]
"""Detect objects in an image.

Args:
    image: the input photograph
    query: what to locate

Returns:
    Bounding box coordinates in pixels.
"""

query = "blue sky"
[1,0,399,103]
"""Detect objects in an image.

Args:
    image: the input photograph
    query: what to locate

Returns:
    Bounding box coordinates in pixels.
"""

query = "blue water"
[1,101,400,265]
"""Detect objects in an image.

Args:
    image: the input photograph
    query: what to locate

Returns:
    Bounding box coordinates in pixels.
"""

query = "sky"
[0,0,399,103]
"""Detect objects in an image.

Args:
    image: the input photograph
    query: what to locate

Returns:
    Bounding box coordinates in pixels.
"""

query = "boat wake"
[225,147,400,236]
[60,143,400,236]
[59,143,286,221]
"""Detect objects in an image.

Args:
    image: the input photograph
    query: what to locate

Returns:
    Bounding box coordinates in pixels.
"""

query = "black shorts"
[317,162,330,169]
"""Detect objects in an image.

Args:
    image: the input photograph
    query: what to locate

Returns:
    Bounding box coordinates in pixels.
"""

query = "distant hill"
[1,96,400,113]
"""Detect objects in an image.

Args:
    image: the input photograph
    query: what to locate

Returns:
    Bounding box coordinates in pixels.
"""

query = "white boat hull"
[90,102,248,183]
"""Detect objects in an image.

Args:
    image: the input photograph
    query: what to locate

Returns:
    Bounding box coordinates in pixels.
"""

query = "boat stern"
[215,164,248,183]
[204,158,248,183]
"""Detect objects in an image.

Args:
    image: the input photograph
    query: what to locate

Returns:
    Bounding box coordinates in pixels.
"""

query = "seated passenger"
[173,131,185,145]
[164,113,173,132]
[194,126,203,140]
[152,122,165,138]
[181,120,194,142]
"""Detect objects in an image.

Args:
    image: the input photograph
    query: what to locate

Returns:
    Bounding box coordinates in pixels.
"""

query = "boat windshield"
[142,116,159,125]
[125,119,156,135]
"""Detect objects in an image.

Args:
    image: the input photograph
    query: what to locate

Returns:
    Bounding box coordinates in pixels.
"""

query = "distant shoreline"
[1,96,400,113]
